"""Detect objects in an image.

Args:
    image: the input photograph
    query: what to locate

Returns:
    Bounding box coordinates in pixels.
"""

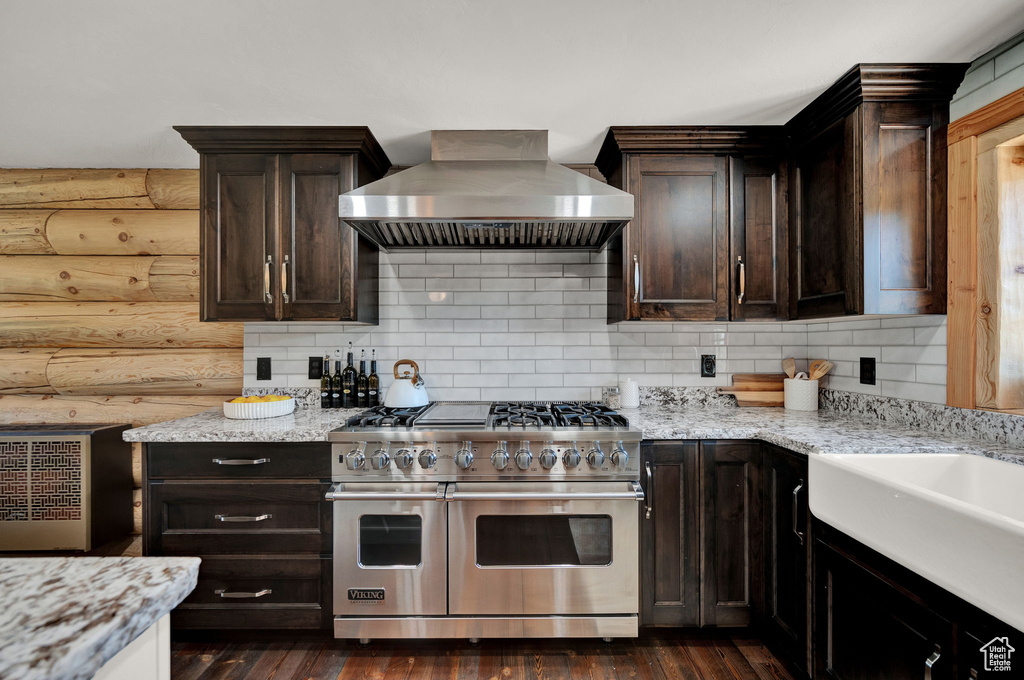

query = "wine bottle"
[356,349,369,408]
[331,350,342,409]
[368,350,380,407]
[319,353,331,409]
[341,342,357,408]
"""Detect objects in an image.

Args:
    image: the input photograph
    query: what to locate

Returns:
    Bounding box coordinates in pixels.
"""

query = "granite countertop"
[0,556,199,680]
[122,404,1024,465]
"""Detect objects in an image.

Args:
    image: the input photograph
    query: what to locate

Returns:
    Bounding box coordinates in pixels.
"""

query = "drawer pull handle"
[212,458,269,466]
[215,514,272,522]
[215,589,272,599]
[792,480,805,545]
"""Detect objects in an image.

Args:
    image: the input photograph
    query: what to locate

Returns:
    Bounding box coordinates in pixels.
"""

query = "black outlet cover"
[860,357,876,385]
[701,354,716,378]
[308,357,323,380]
[256,357,272,381]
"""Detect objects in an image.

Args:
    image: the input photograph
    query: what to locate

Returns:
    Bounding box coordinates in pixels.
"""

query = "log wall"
[0,169,240,553]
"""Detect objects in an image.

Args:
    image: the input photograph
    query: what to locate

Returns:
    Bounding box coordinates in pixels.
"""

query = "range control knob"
[491,447,510,470]
[514,448,533,470]
[455,443,474,469]
[369,449,390,470]
[539,448,558,469]
[586,444,606,468]
[610,443,629,469]
[345,450,366,470]
[563,448,582,469]
[394,449,414,469]
[418,449,436,469]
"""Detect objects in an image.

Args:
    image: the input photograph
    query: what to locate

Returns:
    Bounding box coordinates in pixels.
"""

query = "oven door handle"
[325,483,447,501]
[444,482,644,502]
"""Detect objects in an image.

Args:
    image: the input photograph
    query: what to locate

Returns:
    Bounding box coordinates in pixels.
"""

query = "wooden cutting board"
[717,373,786,406]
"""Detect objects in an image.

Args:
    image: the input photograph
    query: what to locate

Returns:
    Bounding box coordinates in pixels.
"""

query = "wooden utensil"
[782,357,796,379]
[808,359,834,381]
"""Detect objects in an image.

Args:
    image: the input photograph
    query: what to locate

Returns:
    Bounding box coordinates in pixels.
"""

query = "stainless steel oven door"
[326,482,447,617]
[446,481,643,616]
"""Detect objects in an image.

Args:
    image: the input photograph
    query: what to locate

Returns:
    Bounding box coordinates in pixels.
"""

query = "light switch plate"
[256,357,272,381]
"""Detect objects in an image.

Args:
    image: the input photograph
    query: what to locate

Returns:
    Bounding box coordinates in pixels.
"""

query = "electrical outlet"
[308,357,323,380]
[256,357,272,381]
[700,354,716,378]
[860,357,876,385]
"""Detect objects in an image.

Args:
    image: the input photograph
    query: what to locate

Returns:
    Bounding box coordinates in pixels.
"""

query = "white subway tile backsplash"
[246,251,951,406]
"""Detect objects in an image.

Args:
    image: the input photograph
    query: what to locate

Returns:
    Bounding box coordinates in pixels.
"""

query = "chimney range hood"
[338,130,634,250]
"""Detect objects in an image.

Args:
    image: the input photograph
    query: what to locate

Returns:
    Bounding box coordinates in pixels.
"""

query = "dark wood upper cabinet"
[176,127,390,323]
[729,157,788,321]
[787,64,967,318]
[597,127,788,322]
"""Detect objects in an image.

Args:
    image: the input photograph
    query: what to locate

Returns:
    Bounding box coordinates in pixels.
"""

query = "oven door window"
[475,515,612,567]
[358,515,422,567]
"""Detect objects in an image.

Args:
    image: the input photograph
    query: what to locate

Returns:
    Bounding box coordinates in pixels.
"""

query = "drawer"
[149,481,330,554]
[173,555,330,630]
[147,442,330,479]
[182,556,322,606]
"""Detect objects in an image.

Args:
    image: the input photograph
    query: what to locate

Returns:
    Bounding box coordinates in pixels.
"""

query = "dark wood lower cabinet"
[639,440,762,628]
[701,441,762,627]
[640,440,700,626]
[762,445,811,674]
[815,537,954,680]
[144,443,333,630]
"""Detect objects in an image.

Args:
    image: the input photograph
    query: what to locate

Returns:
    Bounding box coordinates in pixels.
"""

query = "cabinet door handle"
[644,461,654,520]
[215,514,272,522]
[633,254,641,304]
[737,255,746,304]
[281,254,290,304]
[215,589,272,599]
[792,480,805,545]
[924,644,941,680]
[263,255,273,304]
[212,458,269,466]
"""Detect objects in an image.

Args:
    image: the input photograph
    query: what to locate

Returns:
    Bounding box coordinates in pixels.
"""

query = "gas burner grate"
[490,402,558,428]
[551,402,630,428]
[346,405,430,428]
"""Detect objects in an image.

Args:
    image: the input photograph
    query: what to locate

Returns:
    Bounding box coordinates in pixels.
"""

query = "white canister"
[784,375,819,411]
[619,378,640,409]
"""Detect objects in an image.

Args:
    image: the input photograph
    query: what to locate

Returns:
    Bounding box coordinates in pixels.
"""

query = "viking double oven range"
[326,401,644,642]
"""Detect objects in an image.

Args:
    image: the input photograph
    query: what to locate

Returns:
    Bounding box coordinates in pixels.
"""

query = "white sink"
[809,453,1024,631]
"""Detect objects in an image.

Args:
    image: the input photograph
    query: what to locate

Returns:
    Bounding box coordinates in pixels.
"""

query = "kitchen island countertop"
[121,404,1024,466]
[0,556,199,680]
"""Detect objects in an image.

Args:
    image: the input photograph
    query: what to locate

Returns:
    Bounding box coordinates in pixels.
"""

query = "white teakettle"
[384,359,429,408]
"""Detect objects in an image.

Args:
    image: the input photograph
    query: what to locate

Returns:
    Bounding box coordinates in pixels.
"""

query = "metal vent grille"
[347,220,627,250]
[0,440,82,522]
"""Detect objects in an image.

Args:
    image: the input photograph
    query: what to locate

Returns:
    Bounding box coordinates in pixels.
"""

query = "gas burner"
[552,402,630,428]
[490,402,557,428]
[346,405,430,428]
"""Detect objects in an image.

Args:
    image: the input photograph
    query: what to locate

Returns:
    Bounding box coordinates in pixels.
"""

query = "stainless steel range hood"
[338,130,634,250]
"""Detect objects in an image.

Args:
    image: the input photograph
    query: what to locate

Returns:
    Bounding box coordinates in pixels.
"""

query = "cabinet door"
[700,441,762,627]
[730,157,788,320]
[815,541,954,680]
[861,101,947,314]
[640,441,700,626]
[790,111,861,318]
[629,156,729,320]
[200,154,279,321]
[763,446,810,672]
[279,154,377,322]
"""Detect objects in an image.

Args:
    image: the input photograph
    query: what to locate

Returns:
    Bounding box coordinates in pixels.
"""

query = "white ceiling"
[1,0,1022,168]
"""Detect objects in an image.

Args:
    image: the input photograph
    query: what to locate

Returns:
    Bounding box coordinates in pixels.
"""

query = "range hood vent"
[338,130,634,251]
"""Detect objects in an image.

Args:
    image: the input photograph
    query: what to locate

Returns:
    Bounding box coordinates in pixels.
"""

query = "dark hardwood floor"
[171,631,799,680]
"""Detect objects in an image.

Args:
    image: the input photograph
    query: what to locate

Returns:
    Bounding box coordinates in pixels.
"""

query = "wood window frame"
[947,86,1024,410]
